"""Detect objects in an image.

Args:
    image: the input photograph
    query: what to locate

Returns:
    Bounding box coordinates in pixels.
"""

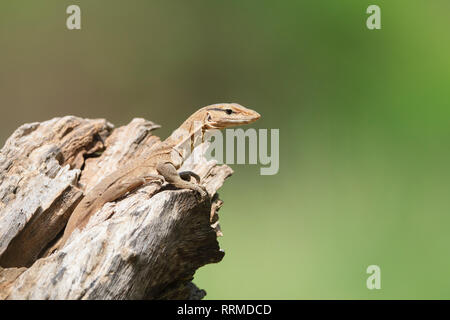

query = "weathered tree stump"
[0,116,230,299]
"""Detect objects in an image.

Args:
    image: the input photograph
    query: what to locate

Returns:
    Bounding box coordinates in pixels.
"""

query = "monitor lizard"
[51,103,260,252]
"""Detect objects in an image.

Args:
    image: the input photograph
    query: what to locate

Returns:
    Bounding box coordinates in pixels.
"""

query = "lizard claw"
[192,184,209,202]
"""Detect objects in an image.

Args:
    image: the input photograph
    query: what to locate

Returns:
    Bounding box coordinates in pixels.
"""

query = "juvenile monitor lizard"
[52,103,260,251]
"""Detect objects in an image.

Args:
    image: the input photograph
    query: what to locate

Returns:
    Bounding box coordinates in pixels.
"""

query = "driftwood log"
[0,116,230,299]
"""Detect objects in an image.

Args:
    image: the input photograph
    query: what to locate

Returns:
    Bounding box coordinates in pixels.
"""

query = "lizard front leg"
[178,171,201,183]
[156,162,208,200]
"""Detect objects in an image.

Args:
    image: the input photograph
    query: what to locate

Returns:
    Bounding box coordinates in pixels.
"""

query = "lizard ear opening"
[205,112,217,129]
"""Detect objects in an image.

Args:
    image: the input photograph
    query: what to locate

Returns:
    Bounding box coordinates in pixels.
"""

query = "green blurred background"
[1,1,450,299]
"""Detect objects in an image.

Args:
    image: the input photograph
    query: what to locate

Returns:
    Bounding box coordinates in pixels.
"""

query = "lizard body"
[53,103,260,251]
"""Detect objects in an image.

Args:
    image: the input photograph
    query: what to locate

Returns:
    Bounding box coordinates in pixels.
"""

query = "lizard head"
[203,103,261,129]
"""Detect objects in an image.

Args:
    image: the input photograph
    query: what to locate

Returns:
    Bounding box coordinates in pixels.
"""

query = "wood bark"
[0,116,230,299]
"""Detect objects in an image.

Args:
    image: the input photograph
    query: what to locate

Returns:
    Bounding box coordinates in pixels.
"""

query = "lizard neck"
[163,114,207,164]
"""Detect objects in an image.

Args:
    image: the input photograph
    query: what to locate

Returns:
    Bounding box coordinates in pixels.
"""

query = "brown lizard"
[52,103,260,251]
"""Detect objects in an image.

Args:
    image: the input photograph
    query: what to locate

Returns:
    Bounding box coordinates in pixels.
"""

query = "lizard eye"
[225,109,233,115]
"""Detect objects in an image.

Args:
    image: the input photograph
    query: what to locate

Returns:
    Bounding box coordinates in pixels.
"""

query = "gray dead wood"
[0,116,230,299]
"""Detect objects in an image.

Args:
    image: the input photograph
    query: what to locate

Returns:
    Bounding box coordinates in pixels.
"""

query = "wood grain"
[0,116,230,299]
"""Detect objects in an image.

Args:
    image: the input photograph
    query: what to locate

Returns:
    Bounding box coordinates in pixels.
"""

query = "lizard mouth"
[209,112,261,128]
